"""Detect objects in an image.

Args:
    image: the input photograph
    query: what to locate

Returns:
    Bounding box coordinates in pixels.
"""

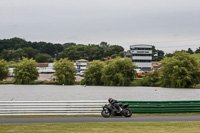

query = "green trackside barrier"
[120,100,200,114]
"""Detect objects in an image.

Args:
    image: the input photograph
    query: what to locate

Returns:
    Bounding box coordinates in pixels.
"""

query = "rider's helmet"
[108,98,113,103]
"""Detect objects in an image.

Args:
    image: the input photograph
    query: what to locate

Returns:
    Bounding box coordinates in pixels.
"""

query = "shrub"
[161,51,200,88]
[53,58,76,85]
[142,70,161,86]
[82,60,104,85]
[13,58,39,84]
[101,57,137,86]
[0,59,9,81]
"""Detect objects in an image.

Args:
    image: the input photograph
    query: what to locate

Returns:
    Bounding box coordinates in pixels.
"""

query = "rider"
[108,98,122,113]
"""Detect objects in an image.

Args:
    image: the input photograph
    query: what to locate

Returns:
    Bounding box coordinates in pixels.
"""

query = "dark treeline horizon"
[0,37,199,63]
[0,37,125,62]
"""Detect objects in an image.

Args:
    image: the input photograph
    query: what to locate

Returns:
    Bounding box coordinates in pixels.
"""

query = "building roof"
[76,59,88,62]
[37,63,49,67]
[130,44,152,48]
[130,44,152,46]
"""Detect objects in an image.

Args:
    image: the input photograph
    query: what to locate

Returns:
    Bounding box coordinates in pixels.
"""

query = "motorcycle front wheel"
[122,109,132,117]
[101,109,111,118]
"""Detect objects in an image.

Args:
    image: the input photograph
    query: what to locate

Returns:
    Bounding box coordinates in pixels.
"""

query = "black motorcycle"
[101,103,132,118]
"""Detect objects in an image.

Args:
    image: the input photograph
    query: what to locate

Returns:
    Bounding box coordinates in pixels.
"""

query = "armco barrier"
[0,101,107,116]
[120,100,200,114]
[1,100,200,115]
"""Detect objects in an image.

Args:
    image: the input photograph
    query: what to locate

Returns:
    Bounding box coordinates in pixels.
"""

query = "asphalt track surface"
[1,116,200,124]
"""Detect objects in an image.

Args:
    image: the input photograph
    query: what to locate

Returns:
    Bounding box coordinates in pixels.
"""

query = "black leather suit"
[109,99,122,112]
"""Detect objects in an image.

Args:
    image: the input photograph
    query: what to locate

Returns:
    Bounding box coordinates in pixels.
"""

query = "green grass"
[1,113,200,118]
[0,122,200,133]
[0,81,14,84]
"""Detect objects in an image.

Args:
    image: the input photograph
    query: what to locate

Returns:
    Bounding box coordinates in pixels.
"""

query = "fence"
[121,100,200,114]
[0,101,107,116]
[1,100,200,116]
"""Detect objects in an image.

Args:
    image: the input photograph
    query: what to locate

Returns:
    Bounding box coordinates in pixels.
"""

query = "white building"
[126,44,152,72]
[37,63,55,73]
[74,59,88,71]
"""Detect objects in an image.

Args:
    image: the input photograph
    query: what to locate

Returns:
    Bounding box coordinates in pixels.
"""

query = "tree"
[152,46,165,61]
[100,41,109,52]
[35,53,53,63]
[64,45,87,61]
[13,58,39,84]
[40,42,57,57]
[63,42,76,49]
[14,48,28,60]
[23,47,38,59]
[160,51,200,88]
[111,51,126,58]
[0,49,27,61]
[195,47,200,54]
[0,49,16,61]
[187,48,194,54]
[0,59,9,81]
[142,70,161,86]
[165,53,173,57]
[86,45,104,61]
[82,60,105,85]
[53,58,76,85]
[54,44,64,53]
[104,45,124,57]
[101,57,137,86]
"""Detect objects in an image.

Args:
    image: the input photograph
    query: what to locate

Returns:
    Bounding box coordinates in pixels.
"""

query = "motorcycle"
[101,103,132,118]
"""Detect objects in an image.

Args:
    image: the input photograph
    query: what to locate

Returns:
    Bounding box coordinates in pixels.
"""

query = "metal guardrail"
[0,101,107,116]
[121,100,200,114]
[1,100,200,115]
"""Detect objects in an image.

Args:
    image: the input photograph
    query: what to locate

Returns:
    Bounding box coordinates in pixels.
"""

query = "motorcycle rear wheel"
[122,109,132,117]
[101,110,111,118]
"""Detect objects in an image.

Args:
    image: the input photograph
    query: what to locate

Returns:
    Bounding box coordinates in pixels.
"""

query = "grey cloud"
[1,0,200,53]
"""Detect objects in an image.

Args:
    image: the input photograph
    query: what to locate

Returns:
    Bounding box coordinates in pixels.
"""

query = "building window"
[132,54,152,56]
[132,60,151,62]
[130,48,152,50]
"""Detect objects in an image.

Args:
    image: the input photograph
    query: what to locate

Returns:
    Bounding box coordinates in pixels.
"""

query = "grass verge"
[0,122,200,133]
[1,113,200,118]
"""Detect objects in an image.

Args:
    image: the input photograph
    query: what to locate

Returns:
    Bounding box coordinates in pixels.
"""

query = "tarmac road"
[1,116,200,124]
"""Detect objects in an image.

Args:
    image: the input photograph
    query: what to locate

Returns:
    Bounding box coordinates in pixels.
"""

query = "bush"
[130,79,144,86]
[13,58,39,84]
[0,59,9,81]
[53,58,76,85]
[142,70,161,86]
[161,51,200,88]
[82,60,104,85]
[101,57,137,86]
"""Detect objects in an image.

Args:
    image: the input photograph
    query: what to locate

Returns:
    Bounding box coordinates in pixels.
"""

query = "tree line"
[0,57,137,85]
[0,38,124,62]
[83,51,200,88]
[1,51,199,88]
[1,37,200,63]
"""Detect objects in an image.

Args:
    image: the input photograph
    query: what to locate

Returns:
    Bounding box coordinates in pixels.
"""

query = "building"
[37,63,55,73]
[74,59,88,71]
[125,44,152,72]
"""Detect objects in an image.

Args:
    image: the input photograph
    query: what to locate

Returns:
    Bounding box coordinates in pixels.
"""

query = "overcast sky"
[0,0,200,53]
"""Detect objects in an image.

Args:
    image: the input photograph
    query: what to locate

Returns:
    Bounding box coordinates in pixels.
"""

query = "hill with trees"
[0,38,124,62]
